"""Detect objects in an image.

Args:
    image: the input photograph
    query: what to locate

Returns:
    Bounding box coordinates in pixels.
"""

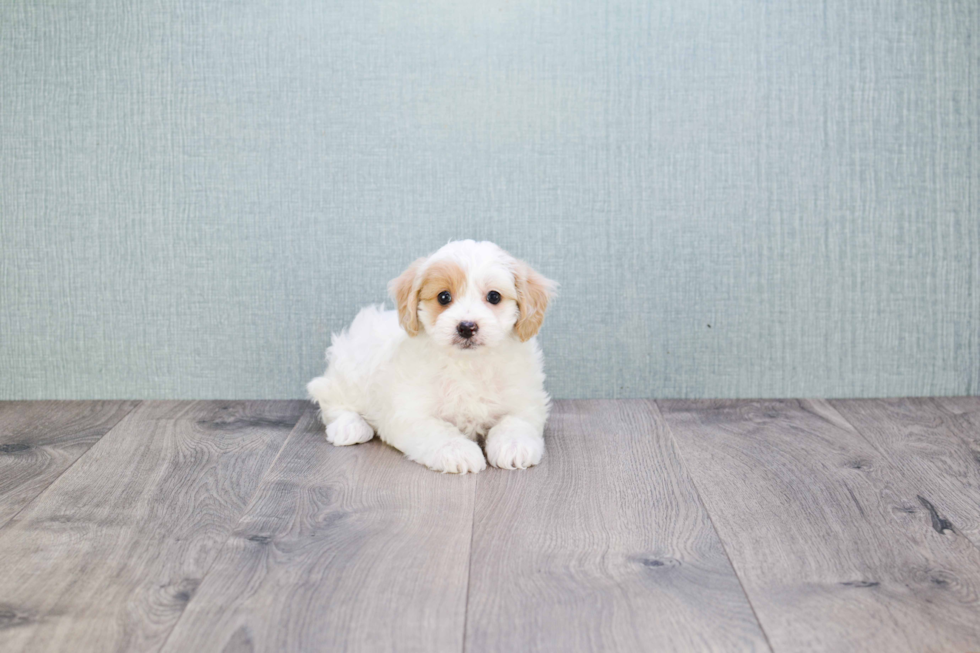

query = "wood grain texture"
[160,407,476,653]
[831,397,980,547]
[934,396,980,453]
[465,400,770,653]
[659,399,980,653]
[0,400,305,653]
[0,400,140,529]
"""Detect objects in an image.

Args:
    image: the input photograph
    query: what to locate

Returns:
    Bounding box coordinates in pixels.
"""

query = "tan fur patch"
[514,260,556,341]
[388,257,426,336]
[418,260,467,320]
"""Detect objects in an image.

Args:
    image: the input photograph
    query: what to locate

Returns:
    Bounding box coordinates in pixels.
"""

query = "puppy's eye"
[437,291,452,305]
[486,290,501,305]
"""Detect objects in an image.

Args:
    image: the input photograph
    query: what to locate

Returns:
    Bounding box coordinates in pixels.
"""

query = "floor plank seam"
[0,400,143,533]
[459,475,479,653]
[652,400,777,653]
[228,403,314,522]
[155,403,312,653]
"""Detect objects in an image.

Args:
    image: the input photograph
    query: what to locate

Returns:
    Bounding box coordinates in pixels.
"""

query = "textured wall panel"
[1,0,977,399]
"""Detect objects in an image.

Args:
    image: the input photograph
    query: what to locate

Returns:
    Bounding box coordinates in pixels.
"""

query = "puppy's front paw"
[424,439,486,474]
[325,412,374,446]
[486,430,544,470]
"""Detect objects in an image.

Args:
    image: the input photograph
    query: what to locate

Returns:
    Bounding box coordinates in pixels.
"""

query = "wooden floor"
[1,399,979,652]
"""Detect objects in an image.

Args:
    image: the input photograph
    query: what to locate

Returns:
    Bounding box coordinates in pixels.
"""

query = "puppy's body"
[308,240,555,474]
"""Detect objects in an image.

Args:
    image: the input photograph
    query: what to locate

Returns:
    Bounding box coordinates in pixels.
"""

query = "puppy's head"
[388,240,556,350]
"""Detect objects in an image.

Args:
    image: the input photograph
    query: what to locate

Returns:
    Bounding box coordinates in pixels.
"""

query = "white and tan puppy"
[307,240,556,474]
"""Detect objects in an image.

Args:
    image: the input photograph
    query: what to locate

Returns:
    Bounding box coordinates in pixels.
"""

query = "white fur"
[307,240,555,474]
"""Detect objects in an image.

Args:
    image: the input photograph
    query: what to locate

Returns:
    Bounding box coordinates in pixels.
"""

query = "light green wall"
[1,0,977,399]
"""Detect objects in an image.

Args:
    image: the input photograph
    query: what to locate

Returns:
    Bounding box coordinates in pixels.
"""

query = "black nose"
[456,321,479,339]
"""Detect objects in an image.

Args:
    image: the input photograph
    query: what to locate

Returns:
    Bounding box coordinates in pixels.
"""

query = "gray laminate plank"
[0,401,140,529]
[160,407,476,653]
[658,399,980,653]
[934,396,980,452]
[831,397,980,548]
[0,400,305,653]
[465,400,770,653]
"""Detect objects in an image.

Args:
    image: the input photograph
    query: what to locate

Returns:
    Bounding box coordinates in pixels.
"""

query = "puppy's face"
[389,241,556,351]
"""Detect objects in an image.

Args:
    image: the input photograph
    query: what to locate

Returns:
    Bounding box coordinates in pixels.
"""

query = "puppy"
[307,240,556,474]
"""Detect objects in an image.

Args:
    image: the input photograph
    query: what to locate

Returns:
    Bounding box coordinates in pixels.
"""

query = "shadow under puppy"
[308,240,557,474]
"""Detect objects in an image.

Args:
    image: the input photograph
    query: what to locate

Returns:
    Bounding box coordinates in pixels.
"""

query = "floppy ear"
[388,257,426,336]
[513,260,557,342]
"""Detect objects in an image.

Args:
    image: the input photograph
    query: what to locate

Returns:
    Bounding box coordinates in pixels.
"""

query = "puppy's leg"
[485,415,545,470]
[324,411,374,446]
[381,417,486,474]
[307,375,374,446]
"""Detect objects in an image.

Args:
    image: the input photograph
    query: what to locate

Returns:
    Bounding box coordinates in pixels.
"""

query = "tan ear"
[514,260,557,342]
[388,257,426,336]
